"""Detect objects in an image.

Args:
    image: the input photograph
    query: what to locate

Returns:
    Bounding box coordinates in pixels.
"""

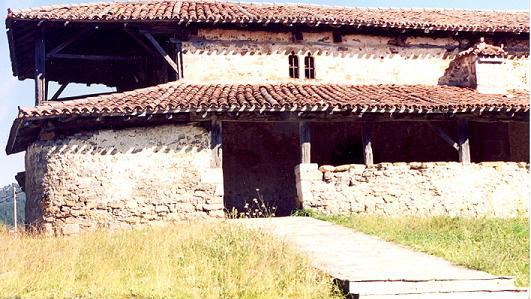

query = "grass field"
[0,222,341,299]
[315,214,529,287]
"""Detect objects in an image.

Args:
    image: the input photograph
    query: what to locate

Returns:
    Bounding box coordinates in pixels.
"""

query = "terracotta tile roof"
[17,82,529,119]
[7,0,529,33]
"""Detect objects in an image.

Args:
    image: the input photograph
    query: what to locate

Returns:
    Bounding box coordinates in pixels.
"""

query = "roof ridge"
[6,0,529,34]
[7,0,528,15]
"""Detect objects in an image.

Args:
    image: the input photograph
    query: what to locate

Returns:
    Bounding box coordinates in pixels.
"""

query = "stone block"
[108,201,124,209]
[203,203,224,211]
[155,205,169,213]
[208,210,226,218]
[334,165,351,172]
[97,202,108,210]
[319,165,336,172]
[175,203,196,212]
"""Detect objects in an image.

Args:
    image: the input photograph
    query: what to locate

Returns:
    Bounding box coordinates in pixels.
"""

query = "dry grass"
[0,222,341,299]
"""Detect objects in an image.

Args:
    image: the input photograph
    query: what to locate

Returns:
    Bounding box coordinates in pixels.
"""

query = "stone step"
[362,289,529,299]
[344,277,518,296]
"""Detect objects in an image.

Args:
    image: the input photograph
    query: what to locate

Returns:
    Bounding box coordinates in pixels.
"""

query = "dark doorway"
[222,122,300,216]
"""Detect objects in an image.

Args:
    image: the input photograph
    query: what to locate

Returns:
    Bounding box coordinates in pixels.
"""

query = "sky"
[0,0,528,186]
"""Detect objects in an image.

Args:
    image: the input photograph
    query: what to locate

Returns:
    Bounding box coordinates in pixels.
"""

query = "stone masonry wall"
[296,162,529,217]
[182,28,529,90]
[25,124,224,235]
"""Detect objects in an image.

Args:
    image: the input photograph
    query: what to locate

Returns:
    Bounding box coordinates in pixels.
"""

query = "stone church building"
[4,1,529,235]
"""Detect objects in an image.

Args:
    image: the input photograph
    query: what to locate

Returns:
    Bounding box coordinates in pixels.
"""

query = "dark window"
[333,32,343,43]
[288,52,299,79]
[304,53,315,79]
[292,32,303,42]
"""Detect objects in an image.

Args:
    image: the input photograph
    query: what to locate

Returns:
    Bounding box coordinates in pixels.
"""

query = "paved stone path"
[234,217,528,298]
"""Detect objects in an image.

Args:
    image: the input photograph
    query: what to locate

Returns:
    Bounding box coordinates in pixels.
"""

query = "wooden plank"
[299,122,311,164]
[35,28,46,106]
[458,119,471,163]
[50,83,69,101]
[428,123,459,151]
[362,122,374,166]
[211,120,222,168]
[143,32,180,74]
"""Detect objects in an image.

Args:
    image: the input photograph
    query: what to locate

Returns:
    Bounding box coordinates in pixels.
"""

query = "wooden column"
[35,27,46,106]
[299,122,311,164]
[362,122,374,166]
[211,120,222,168]
[458,119,471,164]
[175,40,183,80]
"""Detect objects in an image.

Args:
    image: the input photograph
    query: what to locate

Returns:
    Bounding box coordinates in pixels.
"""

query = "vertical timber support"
[299,121,311,164]
[458,119,471,164]
[206,120,225,215]
[362,122,374,166]
[296,121,317,210]
[175,40,183,80]
[211,120,222,168]
[35,26,46,106]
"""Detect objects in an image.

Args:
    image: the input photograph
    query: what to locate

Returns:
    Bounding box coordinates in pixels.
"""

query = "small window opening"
[304,53,315,79]
[333,32,343,43]
[293,32,303,42]
[288,52,299,79]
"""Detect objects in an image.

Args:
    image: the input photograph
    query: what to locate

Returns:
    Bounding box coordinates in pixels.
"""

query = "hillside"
[0,183,25,226]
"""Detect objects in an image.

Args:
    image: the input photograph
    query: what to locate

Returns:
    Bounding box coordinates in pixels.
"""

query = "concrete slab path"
[234,217,528,298]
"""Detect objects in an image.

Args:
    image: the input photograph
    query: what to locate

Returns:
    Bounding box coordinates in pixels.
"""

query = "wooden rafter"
[143,32,180,75]
[50,83,69,101]
[428,122,460,151]
[125,30,158,56]
[46,29,91,58]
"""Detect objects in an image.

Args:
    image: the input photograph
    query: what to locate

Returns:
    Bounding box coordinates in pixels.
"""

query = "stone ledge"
[318,161,530,173]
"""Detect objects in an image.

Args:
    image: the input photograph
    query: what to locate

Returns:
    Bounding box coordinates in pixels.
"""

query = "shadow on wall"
[35,124,210,156]
[184,45,458,60]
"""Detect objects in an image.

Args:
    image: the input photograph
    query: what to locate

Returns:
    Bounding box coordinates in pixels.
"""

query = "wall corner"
[295,163,320,209]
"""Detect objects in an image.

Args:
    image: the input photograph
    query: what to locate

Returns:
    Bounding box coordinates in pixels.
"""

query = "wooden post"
[299,122,311,164]
[362,122,374,166]
[458,119,471,164]
[13,186,17,232]
[35,27,46,106]
[175,40,183,80]
[211,120,222,168]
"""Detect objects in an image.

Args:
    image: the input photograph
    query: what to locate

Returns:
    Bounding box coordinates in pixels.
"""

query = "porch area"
[217,119,529,217]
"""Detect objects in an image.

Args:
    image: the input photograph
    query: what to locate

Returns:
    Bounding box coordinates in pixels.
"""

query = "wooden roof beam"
[143,32,180,75]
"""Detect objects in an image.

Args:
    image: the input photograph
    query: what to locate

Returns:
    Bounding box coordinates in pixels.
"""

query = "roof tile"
[7,0,529,33]
[18,82,529,119]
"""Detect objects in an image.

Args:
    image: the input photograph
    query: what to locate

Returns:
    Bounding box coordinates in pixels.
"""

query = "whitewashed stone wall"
[182,28,529,90]
[296,162,529,217]
[25,124,224,235]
